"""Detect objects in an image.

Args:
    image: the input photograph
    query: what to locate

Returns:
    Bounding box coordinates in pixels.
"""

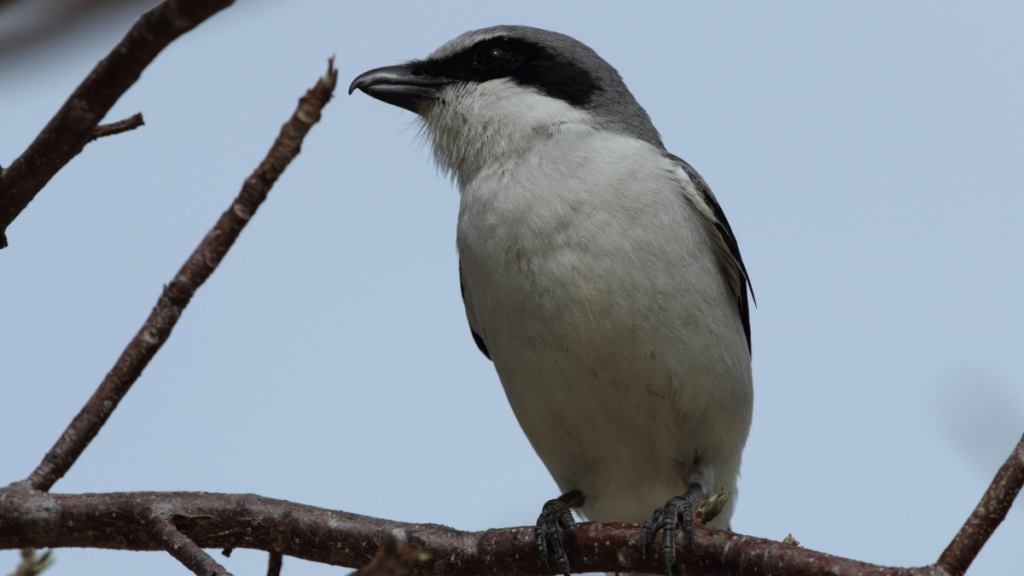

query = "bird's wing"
[667,153,753,352]
[459,259,492,360]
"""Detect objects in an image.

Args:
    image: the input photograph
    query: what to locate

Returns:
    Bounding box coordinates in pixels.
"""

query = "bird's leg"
[535,489,584,576]
[637,482,709,576]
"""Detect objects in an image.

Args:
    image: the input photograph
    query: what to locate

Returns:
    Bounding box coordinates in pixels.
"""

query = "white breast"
[455,126,752,526]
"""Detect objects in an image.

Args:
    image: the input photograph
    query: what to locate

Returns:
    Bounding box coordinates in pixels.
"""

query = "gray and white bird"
[350,25,754,576]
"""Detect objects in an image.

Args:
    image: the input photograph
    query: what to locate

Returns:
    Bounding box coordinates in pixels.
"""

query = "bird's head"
[349,25,663,183]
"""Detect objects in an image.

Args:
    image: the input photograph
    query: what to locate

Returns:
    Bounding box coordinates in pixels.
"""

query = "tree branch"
[936,431,1024,576]
[0,482,1011,576]
[266,552,282,576]
[265,519,290,576]
[89,113,145,141]
[148,514,232,576]
[2,433,1020,575]
[0,0,235,249]
[4,59,338,494]
[0,491,700,574]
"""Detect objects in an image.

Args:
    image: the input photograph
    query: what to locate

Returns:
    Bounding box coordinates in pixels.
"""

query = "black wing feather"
[459,260,491,360]
[667,153,753,353]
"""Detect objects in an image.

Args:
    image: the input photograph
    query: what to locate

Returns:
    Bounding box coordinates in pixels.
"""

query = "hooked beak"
[348,64,451,114]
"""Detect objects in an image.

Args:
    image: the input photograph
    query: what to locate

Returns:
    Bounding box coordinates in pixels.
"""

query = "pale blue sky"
[2,1,1022,575]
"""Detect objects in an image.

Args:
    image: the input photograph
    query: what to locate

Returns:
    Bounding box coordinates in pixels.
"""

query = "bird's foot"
[637,483,708,576]
[535,490,584,576]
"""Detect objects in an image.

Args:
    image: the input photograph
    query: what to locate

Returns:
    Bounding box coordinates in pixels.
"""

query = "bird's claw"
[637,484,708,576]
[535,498,579,576]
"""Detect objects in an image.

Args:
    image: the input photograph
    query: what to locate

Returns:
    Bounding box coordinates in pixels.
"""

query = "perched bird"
[350,25,753,576]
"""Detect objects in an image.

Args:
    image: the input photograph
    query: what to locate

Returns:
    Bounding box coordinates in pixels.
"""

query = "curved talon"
[660,497,683,576]
[636,484,709,576]
[680,496,695,548]
[535,498,578,576]
[637,505,665,559]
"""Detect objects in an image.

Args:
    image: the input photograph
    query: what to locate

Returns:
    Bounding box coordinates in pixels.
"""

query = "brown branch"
[148,514,232,576]
[89,113,145,141]
[4,60,338,494]
[3,433,1021,576]
[266,519,290,576]
[0,0,235,249]
[0,491,691,574]
[936,431,1024,576]
[0,487,1009,576]
[266,552,282,576]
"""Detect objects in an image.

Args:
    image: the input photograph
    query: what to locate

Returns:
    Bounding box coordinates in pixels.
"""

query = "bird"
[349,25,754,576]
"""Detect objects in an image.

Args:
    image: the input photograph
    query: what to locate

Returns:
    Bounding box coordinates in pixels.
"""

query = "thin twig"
[0,0,235,249]
[936,431,1024,576]
[89,113,145,141]
[5,59,338,494]
[266,552,282,576]
[266,520,290,576]
[148,514,232,576]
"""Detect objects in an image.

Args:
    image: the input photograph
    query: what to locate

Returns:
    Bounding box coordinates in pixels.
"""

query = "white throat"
[420,79,594,188]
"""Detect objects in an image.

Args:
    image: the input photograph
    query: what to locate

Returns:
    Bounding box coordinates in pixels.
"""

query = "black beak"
[349,64,451,114]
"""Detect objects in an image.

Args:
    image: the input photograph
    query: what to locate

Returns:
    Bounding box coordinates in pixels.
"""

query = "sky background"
[2,1,1022,575]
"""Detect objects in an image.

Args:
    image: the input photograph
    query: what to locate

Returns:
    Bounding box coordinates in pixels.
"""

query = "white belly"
[456,132,752,526]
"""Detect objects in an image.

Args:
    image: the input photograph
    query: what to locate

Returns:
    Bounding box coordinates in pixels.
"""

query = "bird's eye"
[475,46,511,69]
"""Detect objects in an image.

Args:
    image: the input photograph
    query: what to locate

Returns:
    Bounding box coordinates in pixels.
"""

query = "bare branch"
[0,0,234,249]
[266,552,282,576]
[936,431,1024,576]
[1,488,1000,576]
[148,514,232,576]
[0,491,667,574]
[4,60,338,494]
[89,113,145,141]
[266,520,290,576]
